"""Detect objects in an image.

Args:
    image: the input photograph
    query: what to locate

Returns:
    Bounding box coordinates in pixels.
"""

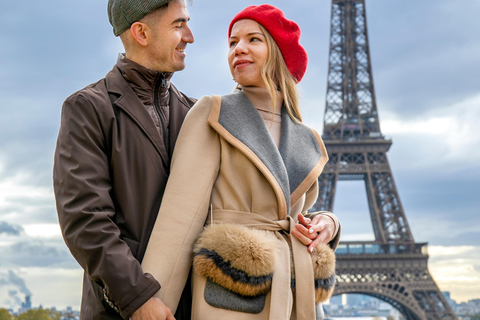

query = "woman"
[142,4,341,320]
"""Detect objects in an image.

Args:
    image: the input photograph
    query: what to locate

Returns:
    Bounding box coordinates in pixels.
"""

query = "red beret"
[228,4,308,83]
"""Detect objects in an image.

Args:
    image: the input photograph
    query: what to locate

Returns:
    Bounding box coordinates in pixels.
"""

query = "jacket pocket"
[308,243,337,303]
[193,223,277,297]
[204,278,266,314]
[290,244,336,303]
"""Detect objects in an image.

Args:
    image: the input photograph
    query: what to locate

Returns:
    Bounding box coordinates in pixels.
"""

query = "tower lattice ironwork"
[314,1,458,319]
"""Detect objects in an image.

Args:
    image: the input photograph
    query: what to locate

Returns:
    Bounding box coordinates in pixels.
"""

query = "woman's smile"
[233,59,253,69]
[228,19,268,87]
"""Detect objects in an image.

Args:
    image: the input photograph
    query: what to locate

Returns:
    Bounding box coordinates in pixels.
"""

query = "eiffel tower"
[313,1,458,319]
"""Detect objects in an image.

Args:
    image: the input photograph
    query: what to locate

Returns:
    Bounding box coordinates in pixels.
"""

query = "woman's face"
[228,19,269,88]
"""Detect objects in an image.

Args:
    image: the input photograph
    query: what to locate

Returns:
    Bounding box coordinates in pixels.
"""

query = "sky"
[0,0,479,313]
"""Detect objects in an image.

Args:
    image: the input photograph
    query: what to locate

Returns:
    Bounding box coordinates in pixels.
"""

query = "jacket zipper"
[154,73,170,155]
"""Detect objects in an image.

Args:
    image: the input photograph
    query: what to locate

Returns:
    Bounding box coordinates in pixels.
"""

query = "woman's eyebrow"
[230,32,264,38]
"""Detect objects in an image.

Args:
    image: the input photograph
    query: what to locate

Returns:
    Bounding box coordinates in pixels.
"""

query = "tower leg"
[334,253,458,320]
[312,172,338,212]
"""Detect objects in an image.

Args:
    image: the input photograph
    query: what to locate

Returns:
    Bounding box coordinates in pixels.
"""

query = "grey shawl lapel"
[217,90,328,212]
[219,90,291,212]
[279,107,325,203]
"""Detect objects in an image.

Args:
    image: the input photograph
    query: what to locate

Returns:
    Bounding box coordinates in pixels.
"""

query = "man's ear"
[130,22,149,47]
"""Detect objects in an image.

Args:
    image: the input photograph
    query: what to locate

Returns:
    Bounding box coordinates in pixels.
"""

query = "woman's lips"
[234,60,252,68]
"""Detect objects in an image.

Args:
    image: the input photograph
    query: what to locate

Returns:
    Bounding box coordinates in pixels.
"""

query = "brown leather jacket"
[53,56,196,319]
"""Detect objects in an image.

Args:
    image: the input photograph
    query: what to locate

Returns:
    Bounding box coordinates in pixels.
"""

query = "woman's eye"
[229,41,237,47]
[251,37,260,42]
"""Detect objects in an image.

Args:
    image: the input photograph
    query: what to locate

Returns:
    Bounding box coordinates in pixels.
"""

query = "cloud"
[8,289,22,308]
[0,222,23,236]
[0,237,77,269]
[23,224,61,238]
[331,172,480,247]
[0,270,31,296]
[0,270,32,309]
[0,164,57,224]
[368,0,480,118]
[428,246,480,303]
[10,267,83,311]
[382,93,480,169]
[411,218,480,247]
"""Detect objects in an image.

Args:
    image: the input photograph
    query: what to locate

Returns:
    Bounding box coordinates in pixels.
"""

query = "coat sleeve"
[302,180,341,250]
[53,93,160,319]
[141,96,221,314]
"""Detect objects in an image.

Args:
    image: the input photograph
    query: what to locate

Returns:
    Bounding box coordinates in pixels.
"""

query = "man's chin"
[173,62,187,72]
[160,61,186,73]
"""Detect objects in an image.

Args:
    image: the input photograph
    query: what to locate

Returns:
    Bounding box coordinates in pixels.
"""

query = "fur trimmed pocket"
[193,223,277,297]
[290,243,336,303]
[311,243,336,302]
[204,279,266,314]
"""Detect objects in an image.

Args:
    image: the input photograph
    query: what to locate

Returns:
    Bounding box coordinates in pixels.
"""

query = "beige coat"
[142,91,340,320]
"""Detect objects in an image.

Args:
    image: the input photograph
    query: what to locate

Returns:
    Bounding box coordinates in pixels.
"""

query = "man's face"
[145,0,194,73]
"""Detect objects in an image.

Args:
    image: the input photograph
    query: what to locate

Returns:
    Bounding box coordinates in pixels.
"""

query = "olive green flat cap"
[108,0,174,36]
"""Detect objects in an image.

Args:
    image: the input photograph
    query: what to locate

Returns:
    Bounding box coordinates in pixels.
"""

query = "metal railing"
[335,241,428,255]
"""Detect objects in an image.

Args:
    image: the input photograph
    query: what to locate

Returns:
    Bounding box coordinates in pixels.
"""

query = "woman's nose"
[235,40,248,55]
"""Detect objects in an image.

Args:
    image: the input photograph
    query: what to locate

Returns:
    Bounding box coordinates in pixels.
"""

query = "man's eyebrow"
[172,17,190,24]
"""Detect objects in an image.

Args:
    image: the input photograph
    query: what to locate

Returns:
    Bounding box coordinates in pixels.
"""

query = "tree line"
[0,308,62,320]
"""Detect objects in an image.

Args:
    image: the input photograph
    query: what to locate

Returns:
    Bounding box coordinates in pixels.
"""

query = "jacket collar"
[116,54,173,105]
[208,90,328,218]
[104,62,169,165]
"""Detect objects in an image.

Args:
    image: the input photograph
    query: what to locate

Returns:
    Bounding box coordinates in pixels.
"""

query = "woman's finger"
[294,223,317,240]
[297,213,311,227]
[291,229,313,247]
[308,232,330,252]
[306,219,326,236]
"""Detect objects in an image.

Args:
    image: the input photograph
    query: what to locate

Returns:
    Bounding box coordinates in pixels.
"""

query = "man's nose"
[183,24,194,44]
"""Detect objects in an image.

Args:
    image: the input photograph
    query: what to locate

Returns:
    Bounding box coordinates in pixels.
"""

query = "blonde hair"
[259,24,302,123]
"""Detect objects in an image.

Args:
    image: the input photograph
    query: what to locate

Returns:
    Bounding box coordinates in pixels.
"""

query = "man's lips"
[234,60,253,68]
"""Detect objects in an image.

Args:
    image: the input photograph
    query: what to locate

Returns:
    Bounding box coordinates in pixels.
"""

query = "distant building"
[61,306,79,320]
[18,295,32,314]
[330,295,343,306]
[456,301,479,318]
[443,291,457,312]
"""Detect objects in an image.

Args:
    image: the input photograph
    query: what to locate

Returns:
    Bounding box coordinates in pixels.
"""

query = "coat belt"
[211,210,316,320]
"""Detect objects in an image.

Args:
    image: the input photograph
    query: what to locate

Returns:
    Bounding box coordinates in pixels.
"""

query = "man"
[53,0,194,319]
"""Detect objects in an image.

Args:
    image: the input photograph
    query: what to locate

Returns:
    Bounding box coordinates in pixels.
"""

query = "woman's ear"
[130,22,149,47]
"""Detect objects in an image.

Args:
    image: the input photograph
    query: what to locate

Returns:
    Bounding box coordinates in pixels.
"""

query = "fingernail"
[307,224,313,229]
[309,228,314,234]
[309,247,313,253]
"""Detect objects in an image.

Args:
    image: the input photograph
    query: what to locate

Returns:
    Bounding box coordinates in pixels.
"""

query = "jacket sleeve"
[141,95,221,314]
[53,93,160,319]
[302,180,341,250]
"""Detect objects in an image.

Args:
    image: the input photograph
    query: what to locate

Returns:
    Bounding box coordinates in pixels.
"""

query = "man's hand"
[131,297,175,320]
[291,213,335,253]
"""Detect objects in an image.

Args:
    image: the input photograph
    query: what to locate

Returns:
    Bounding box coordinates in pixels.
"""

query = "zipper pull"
[161,74,166,88]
